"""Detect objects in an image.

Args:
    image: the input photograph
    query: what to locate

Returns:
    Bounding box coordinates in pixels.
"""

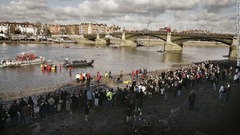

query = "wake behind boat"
[63,58,94,67]
[0,53,46,68]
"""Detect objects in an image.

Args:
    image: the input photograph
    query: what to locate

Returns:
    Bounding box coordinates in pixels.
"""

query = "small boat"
[53,37,77,44]
[0,59,21,68]
[0,53,46,68]
[63,58,94,67]
[63,45,70,48]
[157,49,165,52]
[41,63,57,71]
[136,39,144,47]
[109,44,119,48]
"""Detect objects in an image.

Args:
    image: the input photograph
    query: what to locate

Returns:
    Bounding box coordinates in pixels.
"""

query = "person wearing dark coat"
[0,104,8,131]
[71,94,78,110]
[28,96,35,117]
[18,98,27,124]
[188,91,196,110]
[39,101,49,118]
[84,102,91,121]
[8,101,18,127]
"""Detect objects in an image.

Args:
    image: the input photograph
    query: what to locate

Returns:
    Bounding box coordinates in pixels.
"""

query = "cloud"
[203,0,235,13]
[0,0,236,33]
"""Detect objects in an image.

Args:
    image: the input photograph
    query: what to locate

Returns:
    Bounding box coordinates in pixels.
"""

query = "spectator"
[188,91,196,110]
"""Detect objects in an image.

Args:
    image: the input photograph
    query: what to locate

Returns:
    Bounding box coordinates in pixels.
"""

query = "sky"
[0,0,237,33]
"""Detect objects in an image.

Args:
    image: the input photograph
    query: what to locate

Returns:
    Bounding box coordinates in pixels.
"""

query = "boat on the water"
[63,45,70,48]
[109,44,120,48]
[0,53,46,68]
[41,63,58,71]
[63,58,94,67]
[136,39,144,47]
[53,37,77,44]
[0,59,21,68]
[157,49,165,52]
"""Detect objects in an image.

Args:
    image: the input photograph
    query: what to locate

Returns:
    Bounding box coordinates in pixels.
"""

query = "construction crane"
[146,21,151,30]
[143,21,151,34]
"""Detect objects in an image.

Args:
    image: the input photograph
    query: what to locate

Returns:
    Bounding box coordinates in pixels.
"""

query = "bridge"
[77,32,237,58]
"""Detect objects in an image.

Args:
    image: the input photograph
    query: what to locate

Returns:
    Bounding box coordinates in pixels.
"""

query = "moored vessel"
[63,58,94,67]
[0,53,46,68]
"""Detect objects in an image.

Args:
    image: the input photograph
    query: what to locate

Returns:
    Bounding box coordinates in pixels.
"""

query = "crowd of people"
[0,60,239,132]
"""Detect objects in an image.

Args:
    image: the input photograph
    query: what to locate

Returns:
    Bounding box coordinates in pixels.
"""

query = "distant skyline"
[0,0,237,33]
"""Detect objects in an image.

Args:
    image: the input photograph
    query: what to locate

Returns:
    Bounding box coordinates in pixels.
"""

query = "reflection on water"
[162,51,183,63]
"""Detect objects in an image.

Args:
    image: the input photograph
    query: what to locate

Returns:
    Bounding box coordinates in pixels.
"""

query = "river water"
[0,43,229,93]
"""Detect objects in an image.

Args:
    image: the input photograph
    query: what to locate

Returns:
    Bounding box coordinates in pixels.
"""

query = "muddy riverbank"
[0,59,239,135]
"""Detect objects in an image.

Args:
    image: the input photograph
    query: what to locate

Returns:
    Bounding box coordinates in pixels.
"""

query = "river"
[0,43,229,93]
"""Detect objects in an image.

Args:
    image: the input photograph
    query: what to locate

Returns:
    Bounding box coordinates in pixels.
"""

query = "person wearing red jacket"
[97,72,101,83]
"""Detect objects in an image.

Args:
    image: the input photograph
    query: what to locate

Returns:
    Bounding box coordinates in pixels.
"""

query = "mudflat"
[0,60,240,135]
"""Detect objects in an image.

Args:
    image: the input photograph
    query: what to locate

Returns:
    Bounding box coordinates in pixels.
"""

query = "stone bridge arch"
[124,33,167,42]
[76,32,238,58]
[171,36,233,46]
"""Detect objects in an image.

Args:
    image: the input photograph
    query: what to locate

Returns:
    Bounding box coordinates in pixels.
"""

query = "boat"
[63,45,70,48]
[136,39,144,47]
[0,53,46,68]
[0,59,21,68]
[53,37,77,44]
[63,58,94,67]
[41,63,57,71]
[109,44,119,48]
[157,49,165,52]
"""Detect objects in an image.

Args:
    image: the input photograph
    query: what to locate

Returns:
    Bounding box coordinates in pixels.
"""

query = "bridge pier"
[108,38,135,47]
[122,32,125,40]
[229,36,239,58]
[95,33,106,45]
[164,33,183,51]
[120,39,135,47]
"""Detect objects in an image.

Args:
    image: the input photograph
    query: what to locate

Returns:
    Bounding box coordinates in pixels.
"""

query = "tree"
[15,28,21,34]
[35,21,42,35]
[46,29,52,36]
[9,25,15,34]
[42,23,51,36]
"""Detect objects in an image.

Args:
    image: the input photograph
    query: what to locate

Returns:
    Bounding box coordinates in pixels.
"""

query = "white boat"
[0,59,21,68]
[0,53,46,68]
[136,39,144,47]
[53,37,77,44]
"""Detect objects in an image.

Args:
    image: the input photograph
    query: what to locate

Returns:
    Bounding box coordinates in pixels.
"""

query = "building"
[0,21,37,35]
[107,24,121,33]
[48,24,61,35]
[1,21,122,35]
[66,24,79,35]
[0,22,8,33]
[78,23,109,34]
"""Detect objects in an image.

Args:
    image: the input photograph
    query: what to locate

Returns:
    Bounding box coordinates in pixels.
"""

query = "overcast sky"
[0,0,237,33]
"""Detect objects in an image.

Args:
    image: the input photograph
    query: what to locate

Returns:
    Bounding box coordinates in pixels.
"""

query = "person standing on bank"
[219,84,225,102]
[84,102,91,121]
[0,104,8,131]
[188,91,196,110]
[97,71,101,83]
[225,81,231,101]
[133,107,142,129]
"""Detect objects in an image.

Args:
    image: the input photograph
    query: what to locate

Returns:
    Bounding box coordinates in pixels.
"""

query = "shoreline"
[0,40,230,47]
[0,59,236,102]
